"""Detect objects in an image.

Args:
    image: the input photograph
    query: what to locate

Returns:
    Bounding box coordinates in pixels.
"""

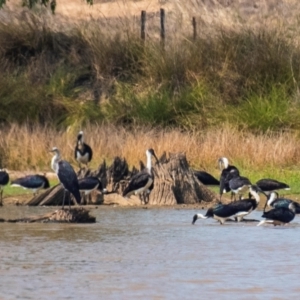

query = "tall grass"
[1,8,300,130]
[1,123,300,171]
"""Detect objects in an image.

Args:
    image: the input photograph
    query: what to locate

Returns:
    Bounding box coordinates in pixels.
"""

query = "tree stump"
[147,152,218,205]
[5,208,96,223]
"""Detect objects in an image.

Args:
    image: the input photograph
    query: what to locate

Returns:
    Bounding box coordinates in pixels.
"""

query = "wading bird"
[11,174,50,196]
[50,147,81,209]
[225,185,261,222]
[123,148,159,203]
[0,169,9,205]
[192,203,246,225]
[75,131,93,170]
[257,203,296,226]
[263,191,300,214]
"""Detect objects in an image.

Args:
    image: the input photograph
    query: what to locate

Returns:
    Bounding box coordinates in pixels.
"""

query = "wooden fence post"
[192,17,197,40]
[160,8,165,50]
[141,10,146,41]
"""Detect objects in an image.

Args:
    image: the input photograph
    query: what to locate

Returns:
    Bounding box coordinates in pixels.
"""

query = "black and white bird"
[122,148,159,203]
[78,176,107,205]
[257,203,296,226]
[218,157,240,201]
[51,147,81,209]
[263,191,300,214]
[0,169,9,205]
[11,174,50,196]
[192,201,253,225]
[78,176,106,196]
[228,173,252,201]
[225,185,261,222]
[193,170,220,186]
[75,131,93,169]
[256,178,290,195]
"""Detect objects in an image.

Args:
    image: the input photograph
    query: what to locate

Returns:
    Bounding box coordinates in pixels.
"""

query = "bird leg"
[68,191,71,210]
[0,188,2,206]
[62,189,66,210]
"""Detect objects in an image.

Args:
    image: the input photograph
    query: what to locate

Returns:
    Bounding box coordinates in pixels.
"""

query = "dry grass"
[1,123,300,175]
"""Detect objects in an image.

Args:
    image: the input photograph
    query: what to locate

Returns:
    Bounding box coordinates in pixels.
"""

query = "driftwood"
[26,152,220,206]
[5,208,96,223]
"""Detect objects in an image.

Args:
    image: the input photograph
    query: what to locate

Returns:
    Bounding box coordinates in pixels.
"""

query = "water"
[0,206,300,299]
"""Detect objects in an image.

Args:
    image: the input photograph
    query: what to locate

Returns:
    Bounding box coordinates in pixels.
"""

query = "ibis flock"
[0,131,298,227]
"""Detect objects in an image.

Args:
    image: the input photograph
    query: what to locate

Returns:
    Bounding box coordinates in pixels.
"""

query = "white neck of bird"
[197,213,208,219]
[222,157,229,169]
[249,188,260,204]
[51,150,61,173]
[146,151,152,172]
[267,192,277,207]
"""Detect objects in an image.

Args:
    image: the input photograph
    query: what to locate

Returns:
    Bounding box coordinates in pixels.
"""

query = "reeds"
[1,123,299,173]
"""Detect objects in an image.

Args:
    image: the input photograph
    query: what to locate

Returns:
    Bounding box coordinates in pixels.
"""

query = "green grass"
[3,178,59,197]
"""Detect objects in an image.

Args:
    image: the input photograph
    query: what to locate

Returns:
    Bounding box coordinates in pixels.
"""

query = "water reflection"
[0,206,299,299]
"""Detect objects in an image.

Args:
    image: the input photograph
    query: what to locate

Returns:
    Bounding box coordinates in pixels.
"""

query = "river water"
[0,206,299,299]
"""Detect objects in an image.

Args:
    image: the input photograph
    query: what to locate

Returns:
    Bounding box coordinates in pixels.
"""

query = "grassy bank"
[1,3,300,130]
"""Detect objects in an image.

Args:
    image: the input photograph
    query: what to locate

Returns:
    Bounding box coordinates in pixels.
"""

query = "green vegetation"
[1,13,300,131]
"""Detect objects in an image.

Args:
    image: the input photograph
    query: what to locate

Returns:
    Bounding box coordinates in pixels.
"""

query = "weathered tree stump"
[5,208,96,223]
[147,152,218,205]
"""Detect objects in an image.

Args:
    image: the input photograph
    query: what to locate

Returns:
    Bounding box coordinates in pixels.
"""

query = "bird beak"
[192,214,198,225]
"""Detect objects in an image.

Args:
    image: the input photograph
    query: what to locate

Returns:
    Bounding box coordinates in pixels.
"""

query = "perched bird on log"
[257,203,296,226]
[75,131,93,170]
[78,176,106,196]
[50,147,81,209]
[218,157,240,201]
[263,191,300,214]
[122,148,159,203]
[256,178,290,195]
[0,169,9,205]
[193,170,220,186]
[78,176,107,205]
[11,174,50,196]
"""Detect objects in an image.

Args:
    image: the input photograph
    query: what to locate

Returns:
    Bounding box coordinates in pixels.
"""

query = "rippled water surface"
[0,206,300,299]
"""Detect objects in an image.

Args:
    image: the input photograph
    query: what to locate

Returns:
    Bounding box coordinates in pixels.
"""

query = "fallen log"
[6,208,96,223]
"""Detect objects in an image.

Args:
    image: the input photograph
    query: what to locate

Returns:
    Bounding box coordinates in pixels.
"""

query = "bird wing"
[262,207,295,223]
[0,171,9,185]
[193,170,220,185]
[58,160,81,204]
[123,171,151,196]
[78,177,101,190]
[227,200,256,212]
[11,175,47,189]
[256,179,289,191]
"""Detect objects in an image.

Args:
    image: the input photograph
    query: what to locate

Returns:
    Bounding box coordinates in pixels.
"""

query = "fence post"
[192,17,197,41]
[141,10,146,42]
[160,8,165,50]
